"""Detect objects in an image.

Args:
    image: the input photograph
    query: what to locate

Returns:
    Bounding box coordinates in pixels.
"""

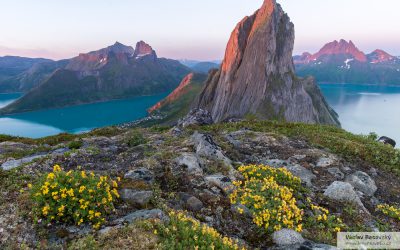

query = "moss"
[67,140,83,150]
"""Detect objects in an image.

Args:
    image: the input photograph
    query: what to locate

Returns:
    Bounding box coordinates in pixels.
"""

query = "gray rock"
[175,153,203,176]
[120,209,167,224]
[316,157,336,168]
[120,189,153,207]
[177,109,213,128]
[124,168,154,184]
[1,154,45,170]
[205,174,234,194]
[345,171,377,197]
[284,165,316,187]
[324,181,368,212]
[327,167,345,180]
[191,132,232,167]
[272,229,305,246]
[186,196,204,212]
[0,142,33,154]
[264,159,287,168]
[52,147,70,155]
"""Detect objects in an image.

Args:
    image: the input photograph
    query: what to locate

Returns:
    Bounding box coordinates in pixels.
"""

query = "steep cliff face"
[196,0,339,125]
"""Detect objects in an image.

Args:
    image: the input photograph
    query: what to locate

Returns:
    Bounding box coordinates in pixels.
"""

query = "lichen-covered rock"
[177,109,213,128]
[345,171,377,197]
[174,153,203,176]
[120,189,153,208]
[124,168,154,184]
[272,229,305,246]
[191,132,232,167]
[118,209,167,224]
[205,174,234,194]
[323,181,367,212]
[1,154,45,170]
[284,164,316,187]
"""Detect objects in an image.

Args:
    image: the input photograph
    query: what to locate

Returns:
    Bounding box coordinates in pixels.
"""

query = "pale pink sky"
[0,0,399,60]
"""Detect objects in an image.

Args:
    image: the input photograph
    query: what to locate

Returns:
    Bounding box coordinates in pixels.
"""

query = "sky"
[0,0,399,60]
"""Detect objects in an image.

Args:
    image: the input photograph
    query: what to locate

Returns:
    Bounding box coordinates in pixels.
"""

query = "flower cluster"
[156,210,245,250]
[29,165,120,229]
[304,199,345,233]
[377,203,400,221]
[230,165,303,233]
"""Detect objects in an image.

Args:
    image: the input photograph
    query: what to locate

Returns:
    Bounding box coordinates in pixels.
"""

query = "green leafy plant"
[156,210,244,250]
[230,165,303,233]
[29,165,120,229]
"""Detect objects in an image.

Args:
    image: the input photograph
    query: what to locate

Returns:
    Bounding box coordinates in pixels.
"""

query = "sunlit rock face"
[196,0,339,125]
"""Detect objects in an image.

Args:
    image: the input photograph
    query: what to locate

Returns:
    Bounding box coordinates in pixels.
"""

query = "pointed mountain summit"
[367,49,396,63]
[194,0,339,125]
[310,39,367,62]
[133,41,157,59]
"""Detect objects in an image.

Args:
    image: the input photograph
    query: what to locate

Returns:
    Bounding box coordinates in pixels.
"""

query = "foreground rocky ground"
[1,119,400,249]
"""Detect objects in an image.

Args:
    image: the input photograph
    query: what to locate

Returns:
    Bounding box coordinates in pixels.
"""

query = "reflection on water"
[319,83,400,144]
[0,92,168,138]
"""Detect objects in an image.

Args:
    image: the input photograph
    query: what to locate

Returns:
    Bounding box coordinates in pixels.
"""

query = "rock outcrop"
[195,0,339,125]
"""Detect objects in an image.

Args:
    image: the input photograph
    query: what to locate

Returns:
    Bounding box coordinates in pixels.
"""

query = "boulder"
[284,165,316,187]
[324,181,367,212]
[345,171,377,197]
[1,154,45,170]
[191,132,232,167]
[175,153,203,176]
[272,229,305,246]
[378,136,396,148]
[124,168,154,184]
[120,189,153,207]
[177,109,213,128]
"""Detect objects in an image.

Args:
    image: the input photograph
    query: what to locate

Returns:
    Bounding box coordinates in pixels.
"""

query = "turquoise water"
[1,84,400,142]
[319,83,400,144]
[0,92,168,138]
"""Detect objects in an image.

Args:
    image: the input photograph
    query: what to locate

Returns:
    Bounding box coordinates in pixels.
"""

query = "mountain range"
[294,39,400,84]
[0,41,190,114]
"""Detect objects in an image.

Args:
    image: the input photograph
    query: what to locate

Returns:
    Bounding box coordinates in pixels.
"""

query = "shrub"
[230,165,303,233]
[29,165,120,229]
[156,210,244,250]
[126,130,146,147]
[303,201,346,242]
[376,204,400,221]
[68,140,83,150]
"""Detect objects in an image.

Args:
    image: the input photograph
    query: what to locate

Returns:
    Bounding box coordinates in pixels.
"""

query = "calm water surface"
[0,93,168,138]
[1,84,399,141]
[319,83,400,144]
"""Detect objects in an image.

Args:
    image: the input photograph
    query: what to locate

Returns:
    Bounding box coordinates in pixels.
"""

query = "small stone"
[345,171,377,197]
[205,174,234,194]
[327,167,345,180]
[120,209,167,224]
[272,229,305,246]
[186,196,204,212]
[124,168,154,184]
[316,157,336,168]
[120,189,153,207]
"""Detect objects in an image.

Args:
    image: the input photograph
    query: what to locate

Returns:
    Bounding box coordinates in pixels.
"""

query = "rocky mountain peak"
[195,0,339,125]
[311,39,367,62]
[133,41,157,59]
[367,49,395,63]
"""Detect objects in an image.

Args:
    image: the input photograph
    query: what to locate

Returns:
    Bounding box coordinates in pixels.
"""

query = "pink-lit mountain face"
[295,39,397,65]
[294,40,400,84]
